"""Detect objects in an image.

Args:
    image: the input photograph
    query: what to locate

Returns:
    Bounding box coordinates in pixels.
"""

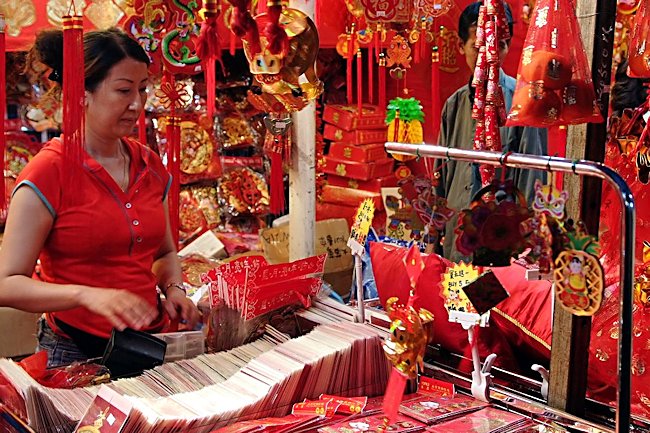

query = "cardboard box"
[324,268,354,298]
[316,203,387,236]
[323,124,387,144]
[321,184,384,212]
[328,142,388,162]
[0,308,38,358]
[326,174,398,192]
[259,218,353,274]
[323,104,386,131]
[322,156,394,181]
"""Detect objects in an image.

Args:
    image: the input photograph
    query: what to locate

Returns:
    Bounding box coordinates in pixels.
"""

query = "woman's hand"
[162,286,201,329]
[79,288,158,331]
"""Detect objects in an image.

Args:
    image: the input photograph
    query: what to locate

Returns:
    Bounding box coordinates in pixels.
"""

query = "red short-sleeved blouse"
[14,137,171,338]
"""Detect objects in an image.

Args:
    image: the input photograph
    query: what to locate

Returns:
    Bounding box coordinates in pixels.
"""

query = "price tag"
[440,262,489,328]
[418,376,455,397]
[347,198,376,255]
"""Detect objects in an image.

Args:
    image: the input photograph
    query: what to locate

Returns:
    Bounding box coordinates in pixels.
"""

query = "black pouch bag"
[100,328,167,379]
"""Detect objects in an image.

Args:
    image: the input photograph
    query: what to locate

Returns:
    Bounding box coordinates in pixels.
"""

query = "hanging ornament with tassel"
[225,0,322,215]
[0,15,6,214]
[62,9,85,196]
[155,72,189,245]
[196,0,224,121]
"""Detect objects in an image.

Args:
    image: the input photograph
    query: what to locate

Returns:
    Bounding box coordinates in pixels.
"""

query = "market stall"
[0,0,649,432]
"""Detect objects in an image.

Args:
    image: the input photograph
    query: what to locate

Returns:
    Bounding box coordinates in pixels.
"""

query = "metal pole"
[385,142,635,433]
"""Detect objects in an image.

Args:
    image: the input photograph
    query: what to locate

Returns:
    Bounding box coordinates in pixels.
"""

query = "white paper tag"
[178,230,226,259]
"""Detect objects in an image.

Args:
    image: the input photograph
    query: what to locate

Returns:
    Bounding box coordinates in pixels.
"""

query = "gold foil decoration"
[180,121,213,175]
[595,348,609,362]
[47,0,88,26]
[0,0,36,36]
[632,354,647,376]
[535,6,549,28]
[86,0,125,29]
[439,27,460,73]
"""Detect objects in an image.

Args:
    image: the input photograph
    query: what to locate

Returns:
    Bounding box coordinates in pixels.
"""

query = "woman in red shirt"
[0,28,200,367]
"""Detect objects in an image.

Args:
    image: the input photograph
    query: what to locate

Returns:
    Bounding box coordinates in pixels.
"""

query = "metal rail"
[385,142,635,433]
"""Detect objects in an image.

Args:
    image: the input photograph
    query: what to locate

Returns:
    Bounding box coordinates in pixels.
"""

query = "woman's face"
[85,57,149,140]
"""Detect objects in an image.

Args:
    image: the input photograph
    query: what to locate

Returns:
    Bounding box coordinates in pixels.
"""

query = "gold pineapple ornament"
[553,222,604,316]
[386,96,425,162]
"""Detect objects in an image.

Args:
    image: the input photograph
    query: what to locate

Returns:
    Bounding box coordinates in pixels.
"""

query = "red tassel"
[346,25,355,105]
[62,15,85,200]
[431,46,441,140]
[230,30,236,55]
[167,116,181,246]
[263,125,286,215]
[549,125,567,189]
[269,150,284,215]
[382,368,408,423]
[368,48,374,105]
[356,49,363,113]
[374,25,380,62]
[0,17,6,212]
[197,0,224,120]
[379,52,386,110]
[138,110,146,144]
[419,19,427,63]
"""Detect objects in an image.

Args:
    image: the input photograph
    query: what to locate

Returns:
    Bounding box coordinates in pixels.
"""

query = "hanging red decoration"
[123,1,167,76]
[160,0,203,75]
[507,0,602,127]
[431,45,441,141]
[346,24,355,105]
[359,0,411,23]
[196,0,224,120]
[356,49,363,112]
[0,15,6,211]
[471,1,508,186]
[159,72,183,244]
[379,51,387,109]
[225,0,322,214]
[367,48,374,105]
[154,79,192,111]
[138,110,146,144]
[62,14,85,193]
[167,115,181,245]
[629,0,650,78]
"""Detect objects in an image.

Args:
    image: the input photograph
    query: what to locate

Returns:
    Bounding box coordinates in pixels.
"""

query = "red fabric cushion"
[369,243,553,373]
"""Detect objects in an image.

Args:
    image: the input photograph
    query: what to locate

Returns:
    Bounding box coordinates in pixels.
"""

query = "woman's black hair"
[611,59,649,116]
[458,1,514,43]
[29,27,150,92]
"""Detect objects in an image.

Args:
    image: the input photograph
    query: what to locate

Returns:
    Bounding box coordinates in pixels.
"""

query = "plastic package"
[153,330,205,362]
[628,1,650,78]
[507,0,602,126]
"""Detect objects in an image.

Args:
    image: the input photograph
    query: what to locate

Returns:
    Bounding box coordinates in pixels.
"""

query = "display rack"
[384,141,635,433]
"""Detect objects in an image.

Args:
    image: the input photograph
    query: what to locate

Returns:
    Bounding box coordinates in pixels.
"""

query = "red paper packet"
[507,0,602,126]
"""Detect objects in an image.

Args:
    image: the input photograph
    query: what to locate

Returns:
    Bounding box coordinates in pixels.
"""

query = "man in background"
[437,1,548,263]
